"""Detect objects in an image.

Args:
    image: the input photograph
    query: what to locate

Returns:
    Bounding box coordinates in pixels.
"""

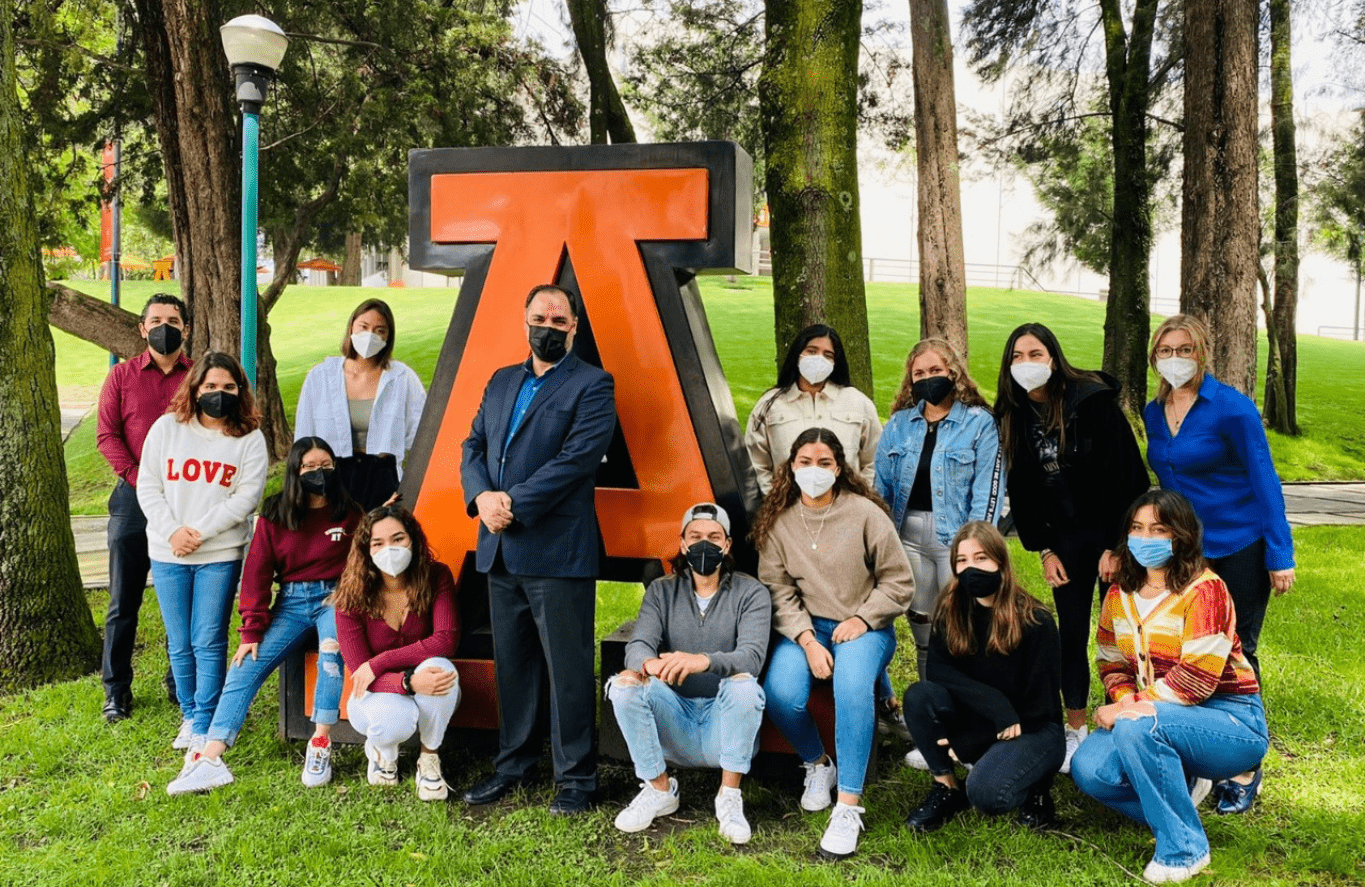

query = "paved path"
[67,483,1365,590]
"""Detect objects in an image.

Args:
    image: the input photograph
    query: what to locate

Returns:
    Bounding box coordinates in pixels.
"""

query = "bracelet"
[1040,549,1056,563]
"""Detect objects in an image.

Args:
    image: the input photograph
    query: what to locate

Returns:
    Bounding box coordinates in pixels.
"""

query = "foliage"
[1307,111,1365,278]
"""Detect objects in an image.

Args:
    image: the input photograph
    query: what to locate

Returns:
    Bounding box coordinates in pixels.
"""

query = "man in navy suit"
[459,283,617,814]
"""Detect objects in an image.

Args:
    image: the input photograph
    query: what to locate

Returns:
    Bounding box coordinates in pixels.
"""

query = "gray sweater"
[624,570,772,698]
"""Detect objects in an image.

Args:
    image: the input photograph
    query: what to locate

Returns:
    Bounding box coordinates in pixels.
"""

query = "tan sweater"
[759,492,915,641]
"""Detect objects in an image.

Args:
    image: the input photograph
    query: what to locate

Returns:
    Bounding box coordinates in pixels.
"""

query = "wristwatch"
[401,667,416,694]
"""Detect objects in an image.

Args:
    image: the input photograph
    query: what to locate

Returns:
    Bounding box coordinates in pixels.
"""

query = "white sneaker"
[415,751,448,801]
[818,802,864,858]
[366,748,398,787]
[1143,853,1211,883]
[715,788,751,844]
[904,748,930,770]
[1189,777,1214,807]
[301,738,333,788]
[166,756,234,795]
[800,759,838,811]
[171,719,194,750]
[614,778,680,832]
[1060,724,1088,775]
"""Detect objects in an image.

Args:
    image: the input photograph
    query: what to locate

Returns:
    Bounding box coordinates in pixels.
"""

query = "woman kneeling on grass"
[754,427,915,859]
[901,521,1064,833]
[168,438,362,795]
[334,506,461,800]
[1070,490,1268,884]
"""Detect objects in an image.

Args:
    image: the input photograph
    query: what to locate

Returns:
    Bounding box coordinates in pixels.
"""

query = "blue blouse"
[1143,375,1294,571]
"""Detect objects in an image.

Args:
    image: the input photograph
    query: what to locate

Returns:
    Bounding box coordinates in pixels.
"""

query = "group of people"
[96,285,1293,883]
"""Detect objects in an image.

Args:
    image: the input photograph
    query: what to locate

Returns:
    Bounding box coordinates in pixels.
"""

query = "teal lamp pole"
[220,14,288,388]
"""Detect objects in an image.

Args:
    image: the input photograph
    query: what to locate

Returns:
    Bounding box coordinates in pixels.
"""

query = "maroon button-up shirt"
[96,349,193,486]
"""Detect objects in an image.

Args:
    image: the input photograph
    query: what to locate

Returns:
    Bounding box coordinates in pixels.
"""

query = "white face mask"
[1156,357,1199,389]
[351,331,387,360]
[371,544,412,577]
[797,354,834,386]
[793,465,837,499]
[1010,361,1052,392]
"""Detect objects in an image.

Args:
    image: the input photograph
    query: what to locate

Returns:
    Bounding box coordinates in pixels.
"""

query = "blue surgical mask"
[1127,535,1174,569]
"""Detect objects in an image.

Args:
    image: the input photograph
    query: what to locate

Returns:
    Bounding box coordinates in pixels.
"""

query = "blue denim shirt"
[874,400,1003,545]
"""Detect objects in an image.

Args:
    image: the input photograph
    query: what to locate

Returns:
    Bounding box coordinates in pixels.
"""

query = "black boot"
[1017,783,1056,829]
[905,781,969,833]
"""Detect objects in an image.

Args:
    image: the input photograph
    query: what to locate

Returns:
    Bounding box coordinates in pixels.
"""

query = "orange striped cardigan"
[1095,568,1260,706]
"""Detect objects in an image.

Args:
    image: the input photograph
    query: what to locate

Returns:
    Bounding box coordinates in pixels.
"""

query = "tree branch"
[46,282,144,359]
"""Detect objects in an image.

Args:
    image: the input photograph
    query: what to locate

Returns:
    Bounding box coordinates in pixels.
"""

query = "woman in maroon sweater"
[167,437,361,796]
[333,506,461,800]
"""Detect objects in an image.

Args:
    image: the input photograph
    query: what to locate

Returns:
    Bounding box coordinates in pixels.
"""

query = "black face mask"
[956,566,1002,600]
[685,540,726,576]
[912,375,954,406]
[147,324,183,356]
[528,324,569,363]
[198,390,239,420]
[299,468,336,496]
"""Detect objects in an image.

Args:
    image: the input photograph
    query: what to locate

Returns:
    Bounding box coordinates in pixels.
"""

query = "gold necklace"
[799,502,833,550]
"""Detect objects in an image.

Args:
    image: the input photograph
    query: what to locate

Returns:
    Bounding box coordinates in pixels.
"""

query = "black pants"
[102,481,152,698]
[1210,538,1272,682]
[903,681,1064,813]
[1052,527,1106,712]
[487,566,597,792]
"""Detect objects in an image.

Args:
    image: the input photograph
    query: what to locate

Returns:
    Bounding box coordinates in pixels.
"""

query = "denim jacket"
[874,400,1003,545]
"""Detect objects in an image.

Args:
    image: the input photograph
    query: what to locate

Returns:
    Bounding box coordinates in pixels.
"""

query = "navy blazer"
[460,351,617,578]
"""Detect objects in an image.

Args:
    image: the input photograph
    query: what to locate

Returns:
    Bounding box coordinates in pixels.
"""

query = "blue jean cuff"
[312,708,339,726]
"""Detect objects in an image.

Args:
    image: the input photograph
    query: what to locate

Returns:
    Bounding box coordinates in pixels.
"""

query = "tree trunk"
[47,282,145,359]
[1263,0,1298,434]
[1100,0,1159,418]
[1180,0,1259,396]
[908,0,968,359]
[341,231,363,286]
[760,0,874,396]
[566,0,637,145]
[0,14,102,690]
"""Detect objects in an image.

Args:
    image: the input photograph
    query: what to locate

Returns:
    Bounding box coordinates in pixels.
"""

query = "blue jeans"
[1071,694,1269,867]
[152,559,243,735]
[607,674,766,781]
[206,580,343,746]
[763,616,896,796]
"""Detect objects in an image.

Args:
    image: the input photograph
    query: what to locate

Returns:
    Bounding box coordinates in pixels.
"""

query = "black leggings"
[1051,529,1106,712]
[1210,538,1272,682]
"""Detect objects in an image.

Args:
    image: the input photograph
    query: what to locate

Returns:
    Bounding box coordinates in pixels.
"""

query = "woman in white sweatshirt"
[138,352,268,756]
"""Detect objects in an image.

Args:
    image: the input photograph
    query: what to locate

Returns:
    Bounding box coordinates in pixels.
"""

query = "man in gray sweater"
[606,503,771,843]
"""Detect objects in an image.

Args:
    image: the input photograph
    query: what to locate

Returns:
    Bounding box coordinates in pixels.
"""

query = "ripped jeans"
[607,674,766,781]
[205,580,343,746]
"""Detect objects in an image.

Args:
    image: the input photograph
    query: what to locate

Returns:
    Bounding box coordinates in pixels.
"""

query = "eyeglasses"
[1156,345,1196,359]
[301,462,336,472]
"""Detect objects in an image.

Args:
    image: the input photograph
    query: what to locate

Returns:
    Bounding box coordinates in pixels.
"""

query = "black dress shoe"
[163,669,178,705]
[905,782,969,833]
[463,772,531,805]
[102,692,132,723]
[1017,785,1056,830]
[549,787,594,815]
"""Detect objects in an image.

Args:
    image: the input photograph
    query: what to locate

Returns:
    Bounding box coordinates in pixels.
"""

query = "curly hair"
[331,506,441,619]
[1113,489,1208,596]
[890,337,988,414]
[749,426,888,550]
[167,351,261,437]
[932,521,1046,658]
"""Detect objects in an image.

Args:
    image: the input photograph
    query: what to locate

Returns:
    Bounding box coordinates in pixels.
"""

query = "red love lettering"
[202,461,221,484]
[219,464,238,488]
[182,459,201,481]
[166,459,180,481]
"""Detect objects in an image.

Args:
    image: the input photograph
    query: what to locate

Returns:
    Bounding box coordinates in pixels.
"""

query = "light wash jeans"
[764,616,896,795]
[606,674,765,781]
[1071,693,1269,867]
[206,580,343,746]
[152,558,243,735]
[347,657,462,764]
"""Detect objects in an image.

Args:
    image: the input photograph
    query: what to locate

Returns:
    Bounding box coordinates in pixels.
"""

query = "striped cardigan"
[1095,569,1259,706]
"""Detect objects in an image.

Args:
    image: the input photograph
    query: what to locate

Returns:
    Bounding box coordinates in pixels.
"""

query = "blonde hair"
[890,338,988,413]
[1149,314,1211,403]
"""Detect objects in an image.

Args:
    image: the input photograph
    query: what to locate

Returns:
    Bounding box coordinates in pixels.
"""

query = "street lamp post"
[220,14,288,388]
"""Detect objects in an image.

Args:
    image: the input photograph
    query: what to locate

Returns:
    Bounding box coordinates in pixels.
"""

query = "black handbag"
[335,452,400,511]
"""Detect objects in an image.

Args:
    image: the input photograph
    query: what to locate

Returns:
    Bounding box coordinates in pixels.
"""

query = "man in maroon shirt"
[97,294,192,722]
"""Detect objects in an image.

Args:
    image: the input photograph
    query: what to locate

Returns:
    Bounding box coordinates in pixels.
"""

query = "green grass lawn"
[2,528,1361,887]
[54,278,1365,514]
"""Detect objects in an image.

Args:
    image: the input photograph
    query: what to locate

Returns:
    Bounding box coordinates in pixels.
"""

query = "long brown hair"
[331,506,440,619]
[167,351,261,437]
[1113,489,1208,596]
[750,427,888,549]
[340,298,396,369]
[890,337,988,413]
[1149,313,1212,404]
[933,521,1045,657]
[993,323,1103,467]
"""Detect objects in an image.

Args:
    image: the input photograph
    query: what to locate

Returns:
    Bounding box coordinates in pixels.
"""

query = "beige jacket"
[744,382,882,494]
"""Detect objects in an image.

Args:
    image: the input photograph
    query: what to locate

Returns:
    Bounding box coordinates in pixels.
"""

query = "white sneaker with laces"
[800,759,838,811]
[171,719,194,750]
[904,748,930,770]
[818,802,864,858]
[415,751,448,801]
[1189,777,1214,807]
[301,738,333,788]
[166,756,233,796]
[1060,724,1088,775]
[715,788,751,844]
[614,777,680,832]
[366,747,398,786]
[1143,853,1211,883]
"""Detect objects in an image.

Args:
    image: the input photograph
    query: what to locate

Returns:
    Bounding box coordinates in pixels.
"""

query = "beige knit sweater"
[758,492,915,641]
